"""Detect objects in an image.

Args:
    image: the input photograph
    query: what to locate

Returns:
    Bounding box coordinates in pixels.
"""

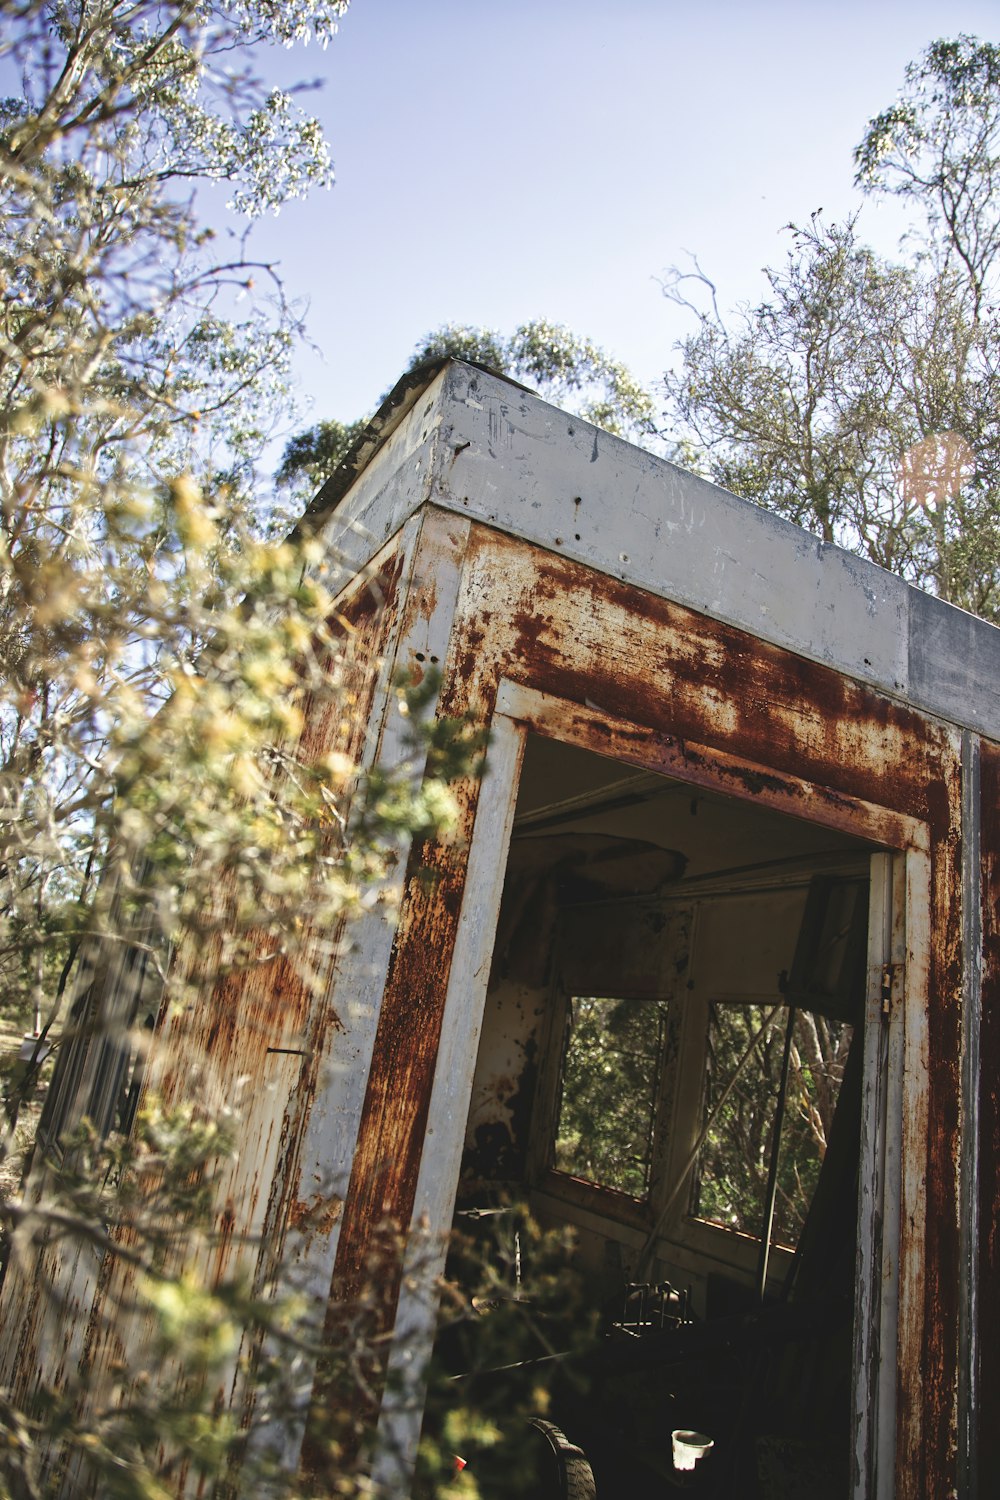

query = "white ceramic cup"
[671,1430,714,1471]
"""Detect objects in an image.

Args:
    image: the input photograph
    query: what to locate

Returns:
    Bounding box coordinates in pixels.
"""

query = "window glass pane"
[691,1003,854,1246]
[553,995,666,1198]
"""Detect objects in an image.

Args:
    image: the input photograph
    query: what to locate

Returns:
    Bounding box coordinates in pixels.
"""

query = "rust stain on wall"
[165,549,407,1091]
[239,546,416,1285]
[453,529,956,818]
[978,739,1000,1493]
[329,820,478,1309]
[419,522,965,1494]
[8,545,415,1450]
[287,1192,343,1237]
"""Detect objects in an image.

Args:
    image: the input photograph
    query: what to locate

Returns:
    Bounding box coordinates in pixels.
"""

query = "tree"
[276,320,659,501]
[275,415,368,496]
[855,36,1000,316]
[0,0,351,1048]
[692,1002,853,1248]
[662,36,1000,623]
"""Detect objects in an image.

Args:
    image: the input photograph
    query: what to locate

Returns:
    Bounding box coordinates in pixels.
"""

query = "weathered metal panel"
[305,372,446,585]
[315,360,1000,740]
[432,364,912,702]
[284,509,474,1304]
[457,528,958,824]
[959,731,982,1499]
[0,524,424,1493]
[220,534,418,1260]
[977,738,1000,1495]
[896,847,933,1500]
[854,854,898,1500]
[908,587,1000,736]
[494,681,929,854]
[123,534,421,1487]
[281,508,477,1478]
[153,532,414,1256]
[298,510,969,1495]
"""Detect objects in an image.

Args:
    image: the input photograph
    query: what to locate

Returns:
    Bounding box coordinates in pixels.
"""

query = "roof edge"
[289,357,532,541]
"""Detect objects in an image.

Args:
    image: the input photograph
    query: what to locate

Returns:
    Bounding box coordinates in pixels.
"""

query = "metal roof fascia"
[308,358,1000,741]
[426,362,1000,740]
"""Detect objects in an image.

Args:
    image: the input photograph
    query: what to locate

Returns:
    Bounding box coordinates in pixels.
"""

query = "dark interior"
[428,734,878,1499]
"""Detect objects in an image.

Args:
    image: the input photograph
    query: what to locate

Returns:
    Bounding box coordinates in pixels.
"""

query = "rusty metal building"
[3,358,999,1498]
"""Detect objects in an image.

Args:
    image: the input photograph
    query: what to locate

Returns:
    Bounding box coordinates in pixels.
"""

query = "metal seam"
[958,729,982,1498]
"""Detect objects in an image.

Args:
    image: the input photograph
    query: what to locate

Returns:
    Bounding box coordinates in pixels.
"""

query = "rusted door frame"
[486,679,930,1500]
[958,730,982,1499]
[854,850,925,1500]
[370,670,934,1492]
[370,710,527,1494]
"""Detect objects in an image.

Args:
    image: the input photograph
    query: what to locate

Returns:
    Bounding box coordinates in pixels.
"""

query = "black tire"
[527,1417,598,1500]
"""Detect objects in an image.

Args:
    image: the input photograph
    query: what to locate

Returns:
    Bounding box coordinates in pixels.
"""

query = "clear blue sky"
[234,1,1000,456]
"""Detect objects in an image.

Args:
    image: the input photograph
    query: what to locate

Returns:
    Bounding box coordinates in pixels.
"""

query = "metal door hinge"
[881,963,902,1016]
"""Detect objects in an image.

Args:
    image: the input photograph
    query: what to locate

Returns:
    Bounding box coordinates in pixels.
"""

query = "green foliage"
[663,35,1000,622]
[554,996,666,1198]
[1,1105,241,1499]
[408,322,658,442]
[854,36,1000,311]
[501,322,657,441]
[0,3,503,1497]
[274,417,369,493]
[692,1006,851,1247]
[276,320,659,501]
[409,326,511,374]
[0,0,359,1048]
[2,1102,335,1498]
[552,992,851,1250]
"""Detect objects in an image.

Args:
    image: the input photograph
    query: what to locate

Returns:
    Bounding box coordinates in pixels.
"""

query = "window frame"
[529,872,868,1283]
[486,680,933,1500]
[544,987,676,1217]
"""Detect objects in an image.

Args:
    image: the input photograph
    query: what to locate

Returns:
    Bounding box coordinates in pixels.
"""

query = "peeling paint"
[3,362,997,1500]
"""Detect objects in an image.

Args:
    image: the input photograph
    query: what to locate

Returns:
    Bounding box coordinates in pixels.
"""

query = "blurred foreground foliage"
[0,1,521,1495]
[5,1096,591,1498]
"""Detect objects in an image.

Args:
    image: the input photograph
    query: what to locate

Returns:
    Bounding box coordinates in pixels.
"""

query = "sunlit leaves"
[0,0,358,1023]
[855,37,1000,306]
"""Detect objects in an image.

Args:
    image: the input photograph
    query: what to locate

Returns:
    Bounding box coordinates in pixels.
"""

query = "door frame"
[373,678,931,1498]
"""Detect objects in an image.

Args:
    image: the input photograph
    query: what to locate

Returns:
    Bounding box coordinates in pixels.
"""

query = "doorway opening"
[440,731,886,1498]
